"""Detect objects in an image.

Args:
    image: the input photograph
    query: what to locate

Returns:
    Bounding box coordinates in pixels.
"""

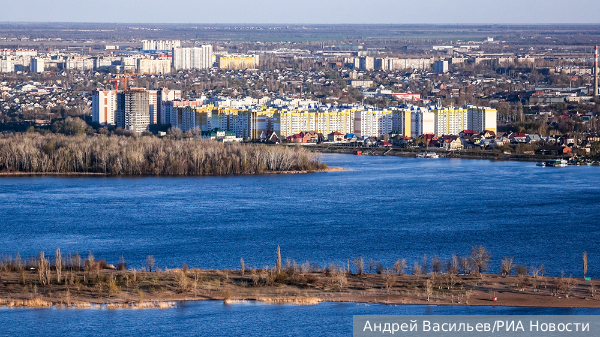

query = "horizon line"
[1,21,600,26]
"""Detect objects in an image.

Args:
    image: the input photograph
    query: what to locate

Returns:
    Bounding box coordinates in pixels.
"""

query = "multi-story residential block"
[172,46,213,71]
[354,110,392,138]
[217,54,259,70]
[65,57,94,71]
[359,57,374,70]
[137,58,171,74]
[30,58,45,73]
[0,58,13,73]
[410,108,435,138]
[142,40,181,51]
[467,106,497,134]
[431,106,468,136]
[156,89,182,124]
[92,89,117,126]
[434,60,449,73]
[116,89,150,133]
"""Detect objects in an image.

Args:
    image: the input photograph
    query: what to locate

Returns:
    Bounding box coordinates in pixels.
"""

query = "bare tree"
[369,259,378,274]
[425,279,433,301]
[412,261,422,276]
[448,254,459,275]
[431,255,441,274]
[501,256,514,277]
[393,259,407,276]
[352,257,364,275]
[240,258,245,277]
[146,255,155,272]
[460,257,470,274]
[384,268,396,293]
[276,246,281,273]
[469,245,491,275]
[74,252,81,271]
[55,248,62,284]
[37,251,50,286]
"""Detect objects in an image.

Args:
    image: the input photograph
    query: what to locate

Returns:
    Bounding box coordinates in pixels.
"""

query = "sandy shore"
[0,268,598,309]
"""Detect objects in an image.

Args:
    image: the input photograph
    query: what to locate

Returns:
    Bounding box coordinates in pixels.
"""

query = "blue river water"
[0,301,599,337]
[1,154,599,335]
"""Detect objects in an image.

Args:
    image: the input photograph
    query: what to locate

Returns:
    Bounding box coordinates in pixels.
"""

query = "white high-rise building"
[467,106,497,134]
[148,90,158,125]
[142,40,181,51]
[192,45,213,69]
[173,45,213,71]
[137,59,171,74]
[354,110,392,138]
[411,108,435,138]
[0,58,13,73]
[30,58,45,73]
[92,90,118,126]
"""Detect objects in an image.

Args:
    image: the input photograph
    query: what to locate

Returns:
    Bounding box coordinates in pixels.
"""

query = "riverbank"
[309,146,589,163]
[0,166,351,177]
[1,268,598,309]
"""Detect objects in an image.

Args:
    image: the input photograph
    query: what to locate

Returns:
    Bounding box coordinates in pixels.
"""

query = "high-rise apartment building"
[172,45,213,71]
[142,40,181,51]
[467,106,497,134]
[0,58,13,73]
[137,59,171,74]
[354,110,392,137]
[431,106,468,136]
[92,89,118,126]
[116,89,150,133]
[30,58,45,73]
[359,57,374,71]
[217,54,259,70]
[434,60,449,73]
[156,89,182,124]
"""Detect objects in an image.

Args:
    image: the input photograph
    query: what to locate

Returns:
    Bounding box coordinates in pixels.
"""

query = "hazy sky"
[1,0,599,24]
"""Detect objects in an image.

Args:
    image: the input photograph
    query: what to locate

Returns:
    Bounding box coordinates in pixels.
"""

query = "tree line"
[0,133,326,175]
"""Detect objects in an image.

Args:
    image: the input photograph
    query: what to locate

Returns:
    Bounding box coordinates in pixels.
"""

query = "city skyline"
[1,0,600,24]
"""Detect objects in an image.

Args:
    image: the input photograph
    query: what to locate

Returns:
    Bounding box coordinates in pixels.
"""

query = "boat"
[536,162,546,167]
[545,159,568,167]
[417,152,439,159]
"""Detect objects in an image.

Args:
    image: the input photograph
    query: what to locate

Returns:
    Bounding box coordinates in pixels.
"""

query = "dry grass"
[0,297,52,308]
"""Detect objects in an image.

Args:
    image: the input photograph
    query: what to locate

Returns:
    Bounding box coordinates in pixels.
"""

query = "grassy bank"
[0,133,326,176]
[0,250,597,309]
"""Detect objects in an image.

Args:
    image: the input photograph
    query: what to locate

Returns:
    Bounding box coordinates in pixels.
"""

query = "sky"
[1,0,599,24]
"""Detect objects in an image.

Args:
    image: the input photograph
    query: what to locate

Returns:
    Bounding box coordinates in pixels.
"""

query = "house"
[526,134,541,143]
[422,134,438,146]
[344,133,358,142]
[260,130,280,144]
[287,131,321,144]
[481,130,496,138]
[440,135,463,151]
[327,131,344,143]
[201,128,241,142]
[377,141,392,147]
[459,130,478,137]
[509,132,527,143]
[534,145,572,156]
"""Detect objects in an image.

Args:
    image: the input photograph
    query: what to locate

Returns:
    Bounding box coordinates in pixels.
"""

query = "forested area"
[0,133,325,175]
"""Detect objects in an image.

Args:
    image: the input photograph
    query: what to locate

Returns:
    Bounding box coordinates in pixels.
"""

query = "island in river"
[0,264,597,309]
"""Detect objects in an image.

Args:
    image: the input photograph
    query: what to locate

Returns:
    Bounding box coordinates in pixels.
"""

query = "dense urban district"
[1,23,600,167]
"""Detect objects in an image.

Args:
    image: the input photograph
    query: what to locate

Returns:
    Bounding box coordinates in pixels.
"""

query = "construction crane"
[109,70,150,91]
